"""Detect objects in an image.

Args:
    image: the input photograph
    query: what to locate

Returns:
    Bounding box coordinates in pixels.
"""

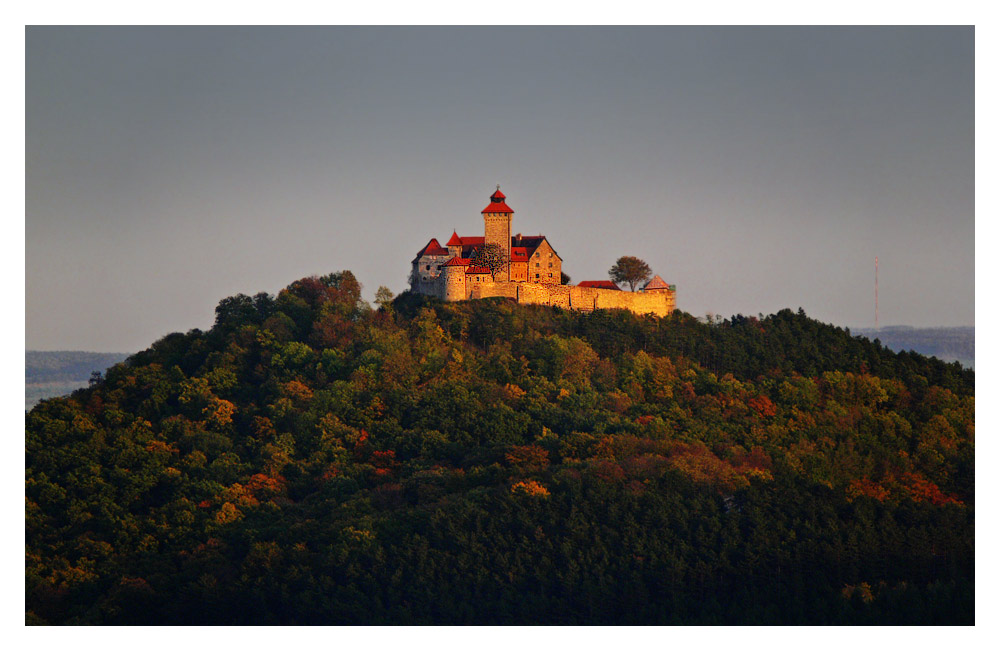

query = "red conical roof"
[482,185,514,214]
[414,238,449,258]
[643,275,671,290]
[446,231,463,246]
[482,201,514,214]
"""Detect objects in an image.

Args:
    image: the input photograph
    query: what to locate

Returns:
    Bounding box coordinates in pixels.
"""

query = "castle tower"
[482,185,513,282]
[446,230,463,258]
[641,275,671,292]
[441,257,468,301]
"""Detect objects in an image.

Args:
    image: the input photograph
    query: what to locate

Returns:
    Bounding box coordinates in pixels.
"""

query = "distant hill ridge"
[26,350,130,384]
[851,326,974,367]
[26,351,131,409]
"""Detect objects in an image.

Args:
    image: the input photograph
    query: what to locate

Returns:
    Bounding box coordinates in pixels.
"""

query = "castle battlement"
[409,187,676,317]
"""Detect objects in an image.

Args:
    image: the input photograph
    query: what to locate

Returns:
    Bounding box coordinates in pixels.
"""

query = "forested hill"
[26,272,974,625]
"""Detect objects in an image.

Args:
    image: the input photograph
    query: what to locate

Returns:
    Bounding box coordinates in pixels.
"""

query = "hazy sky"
[26,26,974,352]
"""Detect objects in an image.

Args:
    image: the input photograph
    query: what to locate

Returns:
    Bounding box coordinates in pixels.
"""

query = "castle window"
[426,265,431,270]
[535,273,540,279]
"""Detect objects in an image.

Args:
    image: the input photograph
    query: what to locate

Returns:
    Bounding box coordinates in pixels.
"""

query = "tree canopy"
[374,286,395,311]
[609,255,652,291]
[25,274,974,624]
[471,243,509,280]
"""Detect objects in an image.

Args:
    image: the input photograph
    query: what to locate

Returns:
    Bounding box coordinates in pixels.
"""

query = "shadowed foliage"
[26,275,973,624]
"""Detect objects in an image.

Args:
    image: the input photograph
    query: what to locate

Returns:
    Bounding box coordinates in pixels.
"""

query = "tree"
[560,271,571,285]
[608,256,652,292]
[375,286,395,311]
[214,293,261,330]
[471,243,509,281]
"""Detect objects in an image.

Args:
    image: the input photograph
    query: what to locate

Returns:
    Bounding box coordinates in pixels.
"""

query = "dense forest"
[25,272,974,624]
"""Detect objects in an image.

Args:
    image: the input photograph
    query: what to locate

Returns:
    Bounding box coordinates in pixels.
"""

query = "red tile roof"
[512,235,545,247]
[642,275,671,290]
[443,257,471,267]
[460,240,486,258]
[512,235,561,260]
[482,201,514,214]
[419,233,560,265]
[577,280,621,290]
[465,266,492,275]
[414,238,450,258]
[482,188,514,213]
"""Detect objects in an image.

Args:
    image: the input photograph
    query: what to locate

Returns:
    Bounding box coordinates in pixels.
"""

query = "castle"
[410,187,676,317]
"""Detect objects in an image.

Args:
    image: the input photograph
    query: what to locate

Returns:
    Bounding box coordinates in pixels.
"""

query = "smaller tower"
[441,257,468,301]
[640,274,677,314]
[641,275,671,292]
[446,231,463,258]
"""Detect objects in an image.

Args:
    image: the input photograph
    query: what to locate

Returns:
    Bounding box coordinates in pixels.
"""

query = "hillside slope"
[26,272,974,624]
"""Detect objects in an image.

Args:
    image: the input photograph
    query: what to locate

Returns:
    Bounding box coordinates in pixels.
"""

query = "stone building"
[410,187,676,317]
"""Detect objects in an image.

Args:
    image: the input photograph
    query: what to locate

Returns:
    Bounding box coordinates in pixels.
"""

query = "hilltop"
[26,272,973,624]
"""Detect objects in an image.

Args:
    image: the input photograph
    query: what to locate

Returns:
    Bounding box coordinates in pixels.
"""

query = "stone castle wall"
[468,280,675,317]
[413,188,675,318]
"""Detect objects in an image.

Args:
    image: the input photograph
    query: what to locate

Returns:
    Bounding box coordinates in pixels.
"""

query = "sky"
[25,26,975,352]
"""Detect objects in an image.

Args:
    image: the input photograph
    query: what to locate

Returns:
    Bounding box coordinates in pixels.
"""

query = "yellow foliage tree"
[511,480,550,497]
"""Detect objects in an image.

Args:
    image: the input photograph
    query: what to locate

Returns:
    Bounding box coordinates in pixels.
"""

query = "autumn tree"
[24,271,975,625]
[506,444,550,472]
[375,286,395,311]
[214,292,274,331]
[471,243,509,281]
[608,256,652,292]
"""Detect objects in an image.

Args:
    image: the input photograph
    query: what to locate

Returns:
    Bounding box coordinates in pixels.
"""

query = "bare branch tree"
[471,243,509,281]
